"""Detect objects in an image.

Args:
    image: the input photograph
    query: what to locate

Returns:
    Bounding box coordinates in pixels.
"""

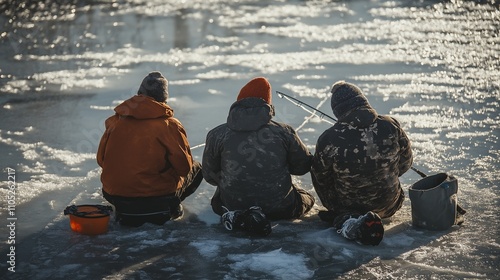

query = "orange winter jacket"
[97,95,193,197]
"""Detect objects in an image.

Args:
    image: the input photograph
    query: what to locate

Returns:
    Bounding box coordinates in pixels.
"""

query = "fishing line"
[190,91,334,150]
[277,90,428,178]
[276,91,337,123]
[191,89,428,179]
[294,96,332,131]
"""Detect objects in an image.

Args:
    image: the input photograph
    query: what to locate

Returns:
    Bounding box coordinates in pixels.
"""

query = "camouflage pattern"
[311,104,413,219]
[202,97,314,218]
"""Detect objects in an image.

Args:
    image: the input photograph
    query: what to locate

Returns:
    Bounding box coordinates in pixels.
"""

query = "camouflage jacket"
[202,98,312,215]
[311,105,413,218]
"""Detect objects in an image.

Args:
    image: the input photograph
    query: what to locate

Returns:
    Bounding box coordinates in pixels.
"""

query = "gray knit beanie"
[330,81,370,118]
[138,71,169,103]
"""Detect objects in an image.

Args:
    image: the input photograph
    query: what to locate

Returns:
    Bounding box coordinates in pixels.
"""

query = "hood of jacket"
[227,97,274,131]
[114,95,173,119]
[338,105,379,128]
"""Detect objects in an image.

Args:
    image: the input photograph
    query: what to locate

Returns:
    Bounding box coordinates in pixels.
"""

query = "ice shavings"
[32,68,130,91]
[0,128,100,206]
[0,79,31,94]
[169,79,202,85]
[18,161,47,173]
[196,70,239,80]
[446,131,490,140]
[39,146,95,166]
[217,5,320,28]
[393,113,469,130]
[391,103,442,114]
[189,240,222,258]
[4,126,33,136]
[354,72,466,87]
[281,83,330,99]
[90,105,114,111]
[1,173,89,205]
[0,130,94,166]
[227,249,314,280]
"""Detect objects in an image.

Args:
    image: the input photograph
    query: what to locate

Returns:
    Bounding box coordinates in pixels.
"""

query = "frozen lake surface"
[0,0,499,279]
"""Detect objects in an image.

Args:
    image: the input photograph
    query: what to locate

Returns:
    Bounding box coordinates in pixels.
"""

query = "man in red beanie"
[202,77,315,235]
[97,71,203,227]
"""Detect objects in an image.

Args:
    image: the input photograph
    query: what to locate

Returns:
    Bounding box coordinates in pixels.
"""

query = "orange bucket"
[64,205,113,235]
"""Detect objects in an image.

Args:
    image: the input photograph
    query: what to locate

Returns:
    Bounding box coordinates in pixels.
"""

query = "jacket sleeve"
[96,115,118,167]
[202,128,222,186]
[310,132,337,207]
[285,125,313,175]
[161,118,193,178]
[392,117,413,176]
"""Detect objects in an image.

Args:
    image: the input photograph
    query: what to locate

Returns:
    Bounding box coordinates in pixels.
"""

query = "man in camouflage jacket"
[311,81,413,226]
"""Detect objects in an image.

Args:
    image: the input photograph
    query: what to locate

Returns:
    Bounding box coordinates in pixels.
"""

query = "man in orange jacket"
[97,71,203,227]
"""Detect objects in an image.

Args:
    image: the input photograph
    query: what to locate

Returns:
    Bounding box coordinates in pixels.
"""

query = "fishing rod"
[191,143,205,150]
[192,90,428,179]
[276,91,337,123]
[277,90,428,179]
[191,91,336,149]
[410,166,427,178]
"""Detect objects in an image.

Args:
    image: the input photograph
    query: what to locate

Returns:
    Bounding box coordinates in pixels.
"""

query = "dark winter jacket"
[311,103,413,219]
[97,95,194,197]
[202,98,312,216]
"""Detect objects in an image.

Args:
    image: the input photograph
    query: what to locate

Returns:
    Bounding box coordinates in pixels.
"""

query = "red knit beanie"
[237,77,272,104]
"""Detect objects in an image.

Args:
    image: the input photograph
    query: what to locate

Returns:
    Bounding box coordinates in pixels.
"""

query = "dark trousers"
[318,189,406,228]
[103,161,203,226]
[211,184,315,220]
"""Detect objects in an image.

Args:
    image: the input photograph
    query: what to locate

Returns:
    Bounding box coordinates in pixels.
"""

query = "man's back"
[203,97,311,214]
[312,81,412,219]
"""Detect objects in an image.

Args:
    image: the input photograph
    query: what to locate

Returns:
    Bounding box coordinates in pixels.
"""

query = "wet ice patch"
[383,232,416,247]
[126,238,175,253]
[182,182,219,225]
[227,248,314,280]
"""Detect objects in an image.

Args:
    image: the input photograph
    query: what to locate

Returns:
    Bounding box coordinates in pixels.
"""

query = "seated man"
[202,77,315,236]
[97,71,203,227]
[311,81,413,245]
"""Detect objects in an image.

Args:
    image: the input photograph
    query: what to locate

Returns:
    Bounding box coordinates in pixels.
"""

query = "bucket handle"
[64,205,113,216]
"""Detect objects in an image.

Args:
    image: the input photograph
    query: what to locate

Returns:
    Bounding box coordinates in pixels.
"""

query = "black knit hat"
[330,81,370,118]
[138,71,169,103]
